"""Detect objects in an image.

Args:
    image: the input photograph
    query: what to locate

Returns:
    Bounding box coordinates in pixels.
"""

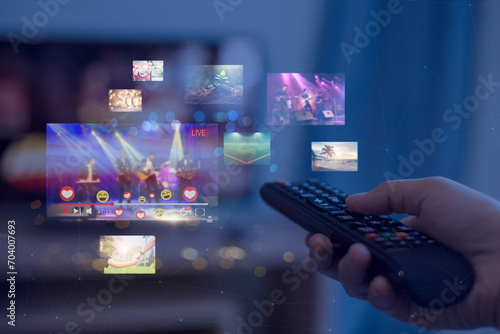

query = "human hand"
[130,258,138,266]
[133,252,142,260]
[306,177,500,330]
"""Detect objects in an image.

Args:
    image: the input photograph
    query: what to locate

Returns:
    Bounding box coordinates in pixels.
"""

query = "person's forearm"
[109,259,135,268]
[140,237,156,254]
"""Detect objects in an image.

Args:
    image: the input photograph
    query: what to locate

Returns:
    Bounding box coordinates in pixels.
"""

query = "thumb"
[345,178,441,216]
[345,178,445,236]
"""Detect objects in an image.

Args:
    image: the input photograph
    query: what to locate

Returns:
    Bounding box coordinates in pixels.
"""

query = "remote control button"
[427,240,436,244]
[420,235,429,240]
[365,233,380,239]
[320,205,342,211]
[345,222,366,228]
[336,215,356,222]
[309,198,326,204]
[324,206,342,212]
[275,180,290,186]
[307,199,340,212]
[390,237,401,242]
[351,214,371,221]
[357,227,376,233]
[328,197,342,205]
[404,237,416,242]
[292,189,307,195]
[395,226,413,232]
[380,233,394,239]
[409,232,421,237]
[398,241,409,247]
[382,241,395,248]
[377,227,393,233]
[314,205,342,213]
[412,240,423,246]
[374,237,386,243]
[383,220,403,227]
[395,232,409,238]
[374,215,392,221]
[327,210,348,216]
[299,193,316,199]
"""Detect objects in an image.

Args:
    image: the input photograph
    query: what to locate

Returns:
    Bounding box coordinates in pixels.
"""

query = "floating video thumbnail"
[185,65,243,104]
[267,73,345,126]
[311,142,358,172]
[96,235,156,274]
[223,132,271,165]
[46,123,219,221]
[133,60,164,81]
[109,89,142,112]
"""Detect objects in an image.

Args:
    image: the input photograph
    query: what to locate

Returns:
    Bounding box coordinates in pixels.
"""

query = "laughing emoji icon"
[161,189,172,200]
[96,190,109,203]
[154,208,164,218]
[138,196,146,203]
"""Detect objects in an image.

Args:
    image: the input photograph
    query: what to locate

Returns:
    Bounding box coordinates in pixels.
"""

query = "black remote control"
[260,179,474,307]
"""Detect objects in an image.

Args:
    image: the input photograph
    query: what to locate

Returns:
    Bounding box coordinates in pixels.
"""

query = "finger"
[345,178,442,216]
[308,233,339,280]
[338,243,372,300]
[400,215,417,228]
[305,233,313,248]
[367,275,416,324]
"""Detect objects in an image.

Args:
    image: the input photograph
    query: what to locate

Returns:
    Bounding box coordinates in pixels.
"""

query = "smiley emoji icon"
[161,189,172,200]
[154,208,164,218]
[96,190,109,203]
[138,196,146,203]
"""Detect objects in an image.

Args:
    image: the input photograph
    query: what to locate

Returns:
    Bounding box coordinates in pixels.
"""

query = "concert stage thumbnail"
[223,132,271,165]
[185,65,243,104]
[46,123,219,221]
[311,141,358,172]
[267,73,345,126]
[97,235,156,274]
[109,89,143,112]
[133,60,164,81]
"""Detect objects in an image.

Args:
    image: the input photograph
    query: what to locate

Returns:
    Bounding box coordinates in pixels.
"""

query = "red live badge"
[189,128,209,137]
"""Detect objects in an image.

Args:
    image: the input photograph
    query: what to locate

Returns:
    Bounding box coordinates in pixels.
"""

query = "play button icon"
[62,207,69,214]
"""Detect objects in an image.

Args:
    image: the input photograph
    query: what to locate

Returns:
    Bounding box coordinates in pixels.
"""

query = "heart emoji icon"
[62,190,73,198]
[60,186,75,201]
[149,193,155,199]
[114,208,124,217]
[136,211,146,220]
[123,192,131,200]
[182,187,198,202]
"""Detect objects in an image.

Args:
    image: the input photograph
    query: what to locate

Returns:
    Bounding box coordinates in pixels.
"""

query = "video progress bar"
[115,203,209,206]
[59,203,209,206]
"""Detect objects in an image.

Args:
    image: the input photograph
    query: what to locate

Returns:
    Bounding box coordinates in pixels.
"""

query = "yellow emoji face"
[154,208,164,218]
[96,190,109,203]
[138,196,146,203]
[161,189,172,200]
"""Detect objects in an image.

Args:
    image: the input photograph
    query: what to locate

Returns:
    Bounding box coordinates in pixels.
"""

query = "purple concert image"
[267,73,345,125]
[46,123,219,222]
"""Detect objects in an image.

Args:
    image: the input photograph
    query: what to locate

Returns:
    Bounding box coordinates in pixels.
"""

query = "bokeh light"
[254,266,266,277]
